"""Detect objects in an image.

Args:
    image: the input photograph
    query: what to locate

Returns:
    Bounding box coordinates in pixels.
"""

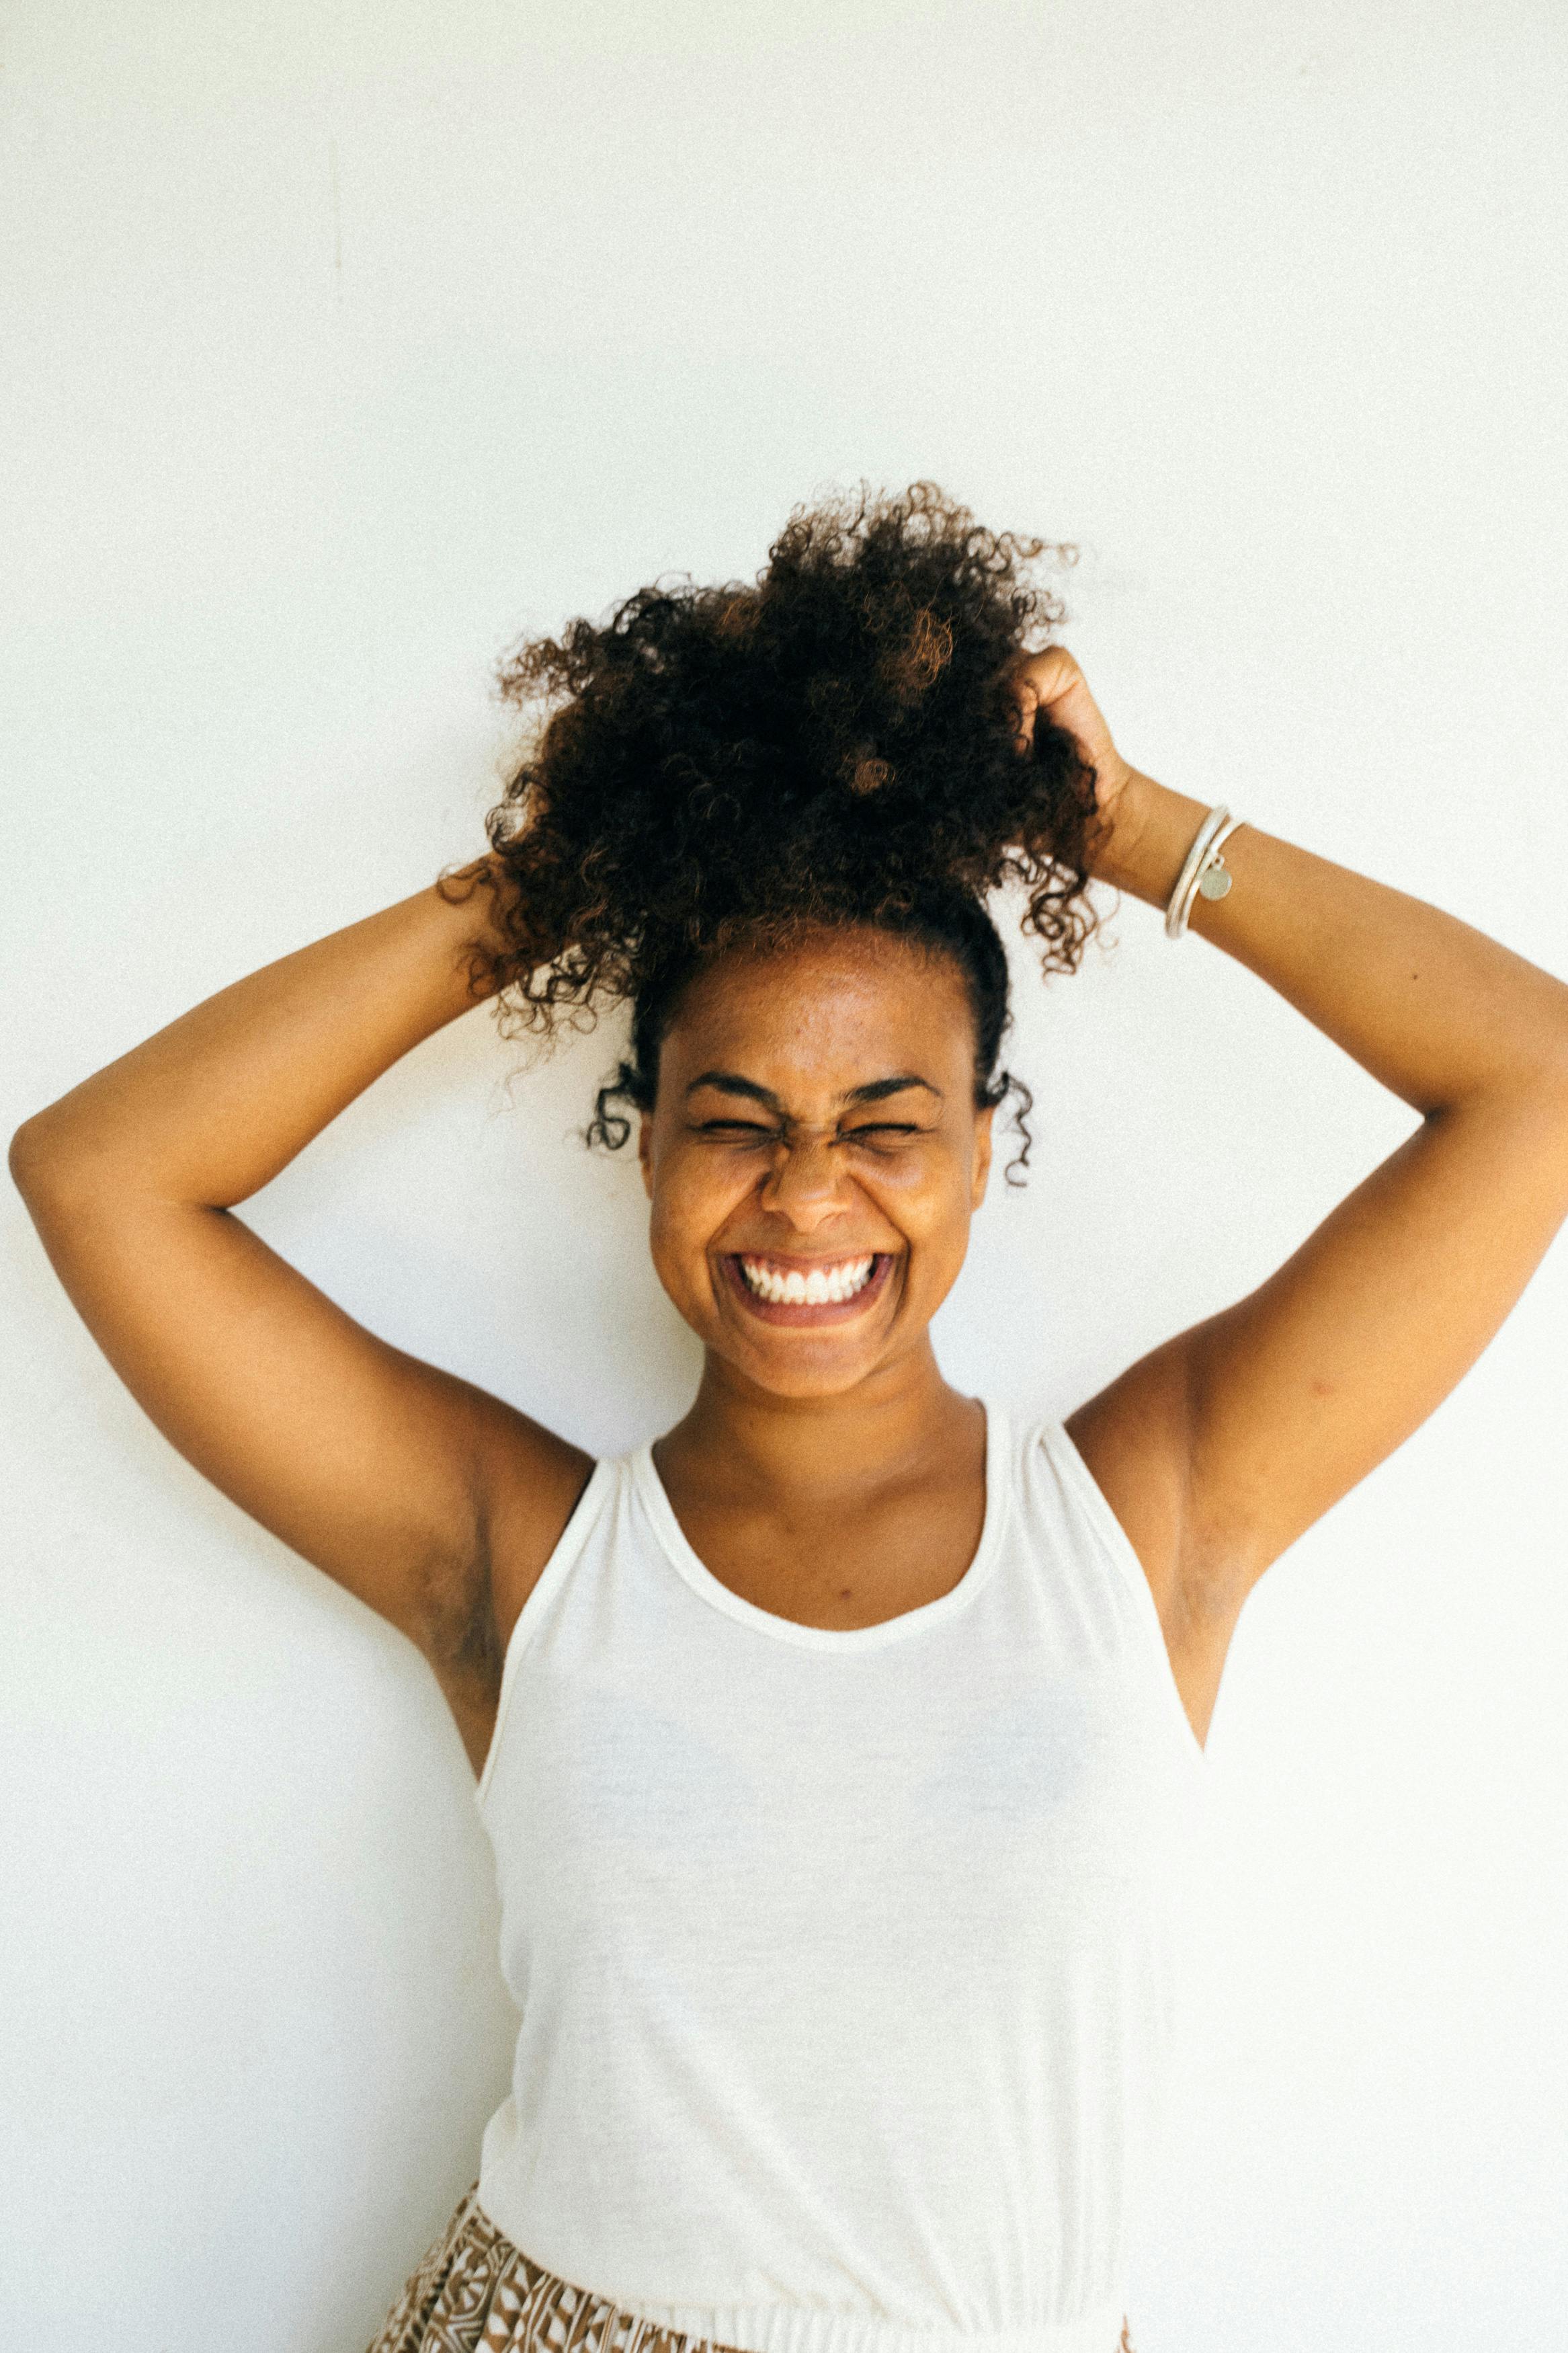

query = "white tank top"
[473,1406,1208,2353]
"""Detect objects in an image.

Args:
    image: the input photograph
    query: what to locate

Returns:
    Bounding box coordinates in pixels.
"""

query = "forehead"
[661,929,977,1096]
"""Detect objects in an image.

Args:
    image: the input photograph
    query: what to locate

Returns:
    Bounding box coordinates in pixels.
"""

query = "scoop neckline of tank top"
[630,1402,1012,1650]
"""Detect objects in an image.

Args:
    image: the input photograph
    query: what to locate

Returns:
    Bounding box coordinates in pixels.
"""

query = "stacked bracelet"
[1164,804,1244,940]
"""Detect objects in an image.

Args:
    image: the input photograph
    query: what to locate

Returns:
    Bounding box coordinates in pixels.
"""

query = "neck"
[659,1340,978,1505]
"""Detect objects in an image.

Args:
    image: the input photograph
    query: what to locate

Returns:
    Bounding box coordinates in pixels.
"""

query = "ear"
[638,1111,655,1198]
[971,1100,995,1210]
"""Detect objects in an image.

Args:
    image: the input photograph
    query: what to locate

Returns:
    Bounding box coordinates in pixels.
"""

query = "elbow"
[1519,1021,1568,1115]
[1443,998,1568,1121]
[1534,976,1568,1089]
[1528,981,1568,1086]
[9,1111,60,1203]
[8,1106,101,1217]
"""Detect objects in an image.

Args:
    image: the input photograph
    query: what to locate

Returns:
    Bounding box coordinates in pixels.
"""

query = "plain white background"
[3,3,1566,2346]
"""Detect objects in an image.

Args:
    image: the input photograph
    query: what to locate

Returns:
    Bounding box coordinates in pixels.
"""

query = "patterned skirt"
[366,2183,1135,2353]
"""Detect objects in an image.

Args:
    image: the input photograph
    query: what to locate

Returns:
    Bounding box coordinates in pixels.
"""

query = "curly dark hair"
[457,481,1103,1179]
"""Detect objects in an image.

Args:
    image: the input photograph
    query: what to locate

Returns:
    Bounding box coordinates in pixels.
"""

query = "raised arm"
[8,866,592,1773]
[1015,650,1568,1745]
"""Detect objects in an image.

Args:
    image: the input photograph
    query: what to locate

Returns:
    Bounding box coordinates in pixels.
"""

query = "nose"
[757,1131,852,1232]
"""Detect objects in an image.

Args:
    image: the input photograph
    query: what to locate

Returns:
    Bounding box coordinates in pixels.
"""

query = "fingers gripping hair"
[458,481,1101,1180]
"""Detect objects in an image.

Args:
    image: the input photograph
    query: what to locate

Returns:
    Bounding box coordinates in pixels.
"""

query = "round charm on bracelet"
[1164,805,1243,937]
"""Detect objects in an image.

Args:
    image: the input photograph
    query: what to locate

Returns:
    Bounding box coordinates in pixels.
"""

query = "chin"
[710,1306,921,1400]
[733,1345,888,1400]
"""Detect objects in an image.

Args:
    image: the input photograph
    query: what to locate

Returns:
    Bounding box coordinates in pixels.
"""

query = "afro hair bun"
[462,480,1102,1031]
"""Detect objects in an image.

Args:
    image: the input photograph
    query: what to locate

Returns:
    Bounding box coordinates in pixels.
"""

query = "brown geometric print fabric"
[365,2184,1137,2353]
[366,2187,745,2353]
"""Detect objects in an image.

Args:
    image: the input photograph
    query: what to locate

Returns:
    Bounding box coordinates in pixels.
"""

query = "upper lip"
[727,1248,887,1267]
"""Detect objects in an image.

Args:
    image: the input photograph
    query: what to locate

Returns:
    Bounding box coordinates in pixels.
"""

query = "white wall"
[3,3,1566,2346]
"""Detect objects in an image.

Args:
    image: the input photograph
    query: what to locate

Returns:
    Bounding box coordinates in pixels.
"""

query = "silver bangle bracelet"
[1164,805,1243,940]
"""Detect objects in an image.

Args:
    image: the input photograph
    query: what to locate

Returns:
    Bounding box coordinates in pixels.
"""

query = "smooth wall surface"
[3,5,1566,2346]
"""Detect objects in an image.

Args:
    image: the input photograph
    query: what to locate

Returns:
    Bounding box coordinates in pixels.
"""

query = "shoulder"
[1061,1343,1247,1749]
[423,1406,598,1708]
[488,1419,601,1655]
[1060,1341,1194,1623]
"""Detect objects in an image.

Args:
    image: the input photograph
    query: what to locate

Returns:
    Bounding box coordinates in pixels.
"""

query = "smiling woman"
[643,934,988,1395]
[11,483,1568,2353]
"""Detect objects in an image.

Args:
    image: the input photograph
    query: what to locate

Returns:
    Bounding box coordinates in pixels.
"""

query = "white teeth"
[739,1254,876,1306]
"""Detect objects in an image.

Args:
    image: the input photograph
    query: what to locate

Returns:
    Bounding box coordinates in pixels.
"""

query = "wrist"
[436,854,524,960]
[1085,769,1213,908]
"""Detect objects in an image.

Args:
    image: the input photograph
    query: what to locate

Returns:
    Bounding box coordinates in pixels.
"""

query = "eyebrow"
[683,1070,944,1109]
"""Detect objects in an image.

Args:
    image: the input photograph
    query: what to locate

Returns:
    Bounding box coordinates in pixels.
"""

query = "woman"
[12,485,1568,2353]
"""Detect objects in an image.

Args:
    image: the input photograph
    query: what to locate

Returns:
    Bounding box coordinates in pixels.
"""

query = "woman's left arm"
[1020,652,1568,1711]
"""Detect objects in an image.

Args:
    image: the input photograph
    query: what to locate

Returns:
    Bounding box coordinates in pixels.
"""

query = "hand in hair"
[1007,647,1134,828]
[470,482,1104,1033]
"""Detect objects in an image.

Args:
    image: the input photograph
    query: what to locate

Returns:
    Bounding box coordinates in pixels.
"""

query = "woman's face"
[638,927,995,1399]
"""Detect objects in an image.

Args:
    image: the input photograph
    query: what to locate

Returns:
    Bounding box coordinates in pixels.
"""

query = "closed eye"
[688,1117,929,1144]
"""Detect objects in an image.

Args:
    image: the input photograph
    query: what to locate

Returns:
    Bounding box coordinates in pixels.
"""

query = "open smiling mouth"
[720,1251,897,1324]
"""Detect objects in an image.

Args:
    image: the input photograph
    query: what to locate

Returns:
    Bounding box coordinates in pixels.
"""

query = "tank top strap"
[1021,1414,1209,1772]
[474,1451,625,1808]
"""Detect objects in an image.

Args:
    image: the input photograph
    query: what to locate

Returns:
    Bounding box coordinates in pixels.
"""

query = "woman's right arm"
[8,867,592,1769]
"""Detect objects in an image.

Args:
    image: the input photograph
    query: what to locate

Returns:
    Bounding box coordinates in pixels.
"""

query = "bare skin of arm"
[17,662,1568,1770]
[7,868,591,1773]
[1016,651,1568,1745]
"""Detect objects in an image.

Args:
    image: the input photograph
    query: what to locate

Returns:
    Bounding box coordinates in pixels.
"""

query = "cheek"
[880,1132,977,1201]
[647,1148,750,1263]
[857,1152,977,1252]
[912,1189,976,1267]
